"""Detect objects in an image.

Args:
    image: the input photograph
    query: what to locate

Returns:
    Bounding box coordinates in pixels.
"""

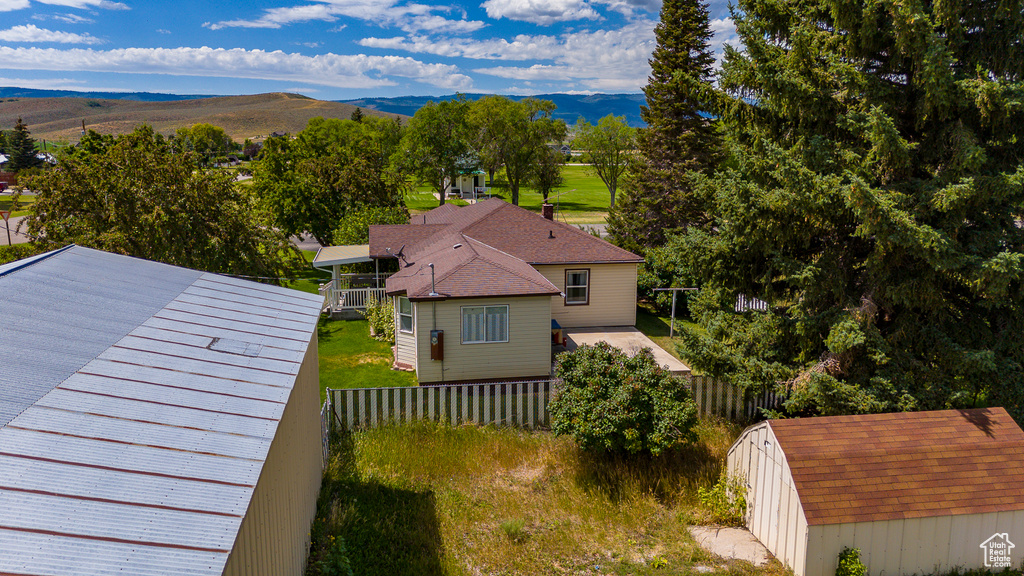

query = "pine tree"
[7,118,40,172]
[606,0,720,254]
[677,0,1024,419]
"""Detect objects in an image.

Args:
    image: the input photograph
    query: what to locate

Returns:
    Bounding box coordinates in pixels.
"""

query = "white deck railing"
[319,278,389,312]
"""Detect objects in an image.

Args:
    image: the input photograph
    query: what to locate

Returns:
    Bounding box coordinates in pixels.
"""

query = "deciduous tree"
[25,125,297,279]
[399,96,473,206]
[254,116,408,245]
[572,115,635,208]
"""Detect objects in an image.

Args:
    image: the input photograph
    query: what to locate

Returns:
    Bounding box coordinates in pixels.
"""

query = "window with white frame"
[461,305,509,343]
[565,269,590,305]
[398,296,413,333]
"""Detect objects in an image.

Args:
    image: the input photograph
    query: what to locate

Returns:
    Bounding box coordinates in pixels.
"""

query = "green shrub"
[362,295,395,344]
[0,243,45,265]
[697,474,747,526]
[836,547,866,576]
[549,342,698,455]
[312,535,355,576]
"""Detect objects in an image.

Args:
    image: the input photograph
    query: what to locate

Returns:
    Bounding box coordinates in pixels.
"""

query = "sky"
[0,0,737,100]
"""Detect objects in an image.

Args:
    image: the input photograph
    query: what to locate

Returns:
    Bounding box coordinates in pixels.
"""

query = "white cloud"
[35,12,95,23]
[204,1,484,35]
[481,0,601,25]
[0,0,31,11]
[0,76,136,92]
[37,0,128,9]
[0,45,473,90]
[0,24,104,44]
[359,33,560,61]
[156,28,171,34]
[590,0,660,16]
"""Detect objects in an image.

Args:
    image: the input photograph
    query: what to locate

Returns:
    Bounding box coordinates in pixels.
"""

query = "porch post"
[375,258,380,288]
[332,264,340,308]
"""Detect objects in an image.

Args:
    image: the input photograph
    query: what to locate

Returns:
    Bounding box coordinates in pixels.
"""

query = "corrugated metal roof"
[0,246,323,576]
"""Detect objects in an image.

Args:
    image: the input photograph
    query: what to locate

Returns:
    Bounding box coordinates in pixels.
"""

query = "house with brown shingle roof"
[727,408,1024,576]
[370,198,643,384]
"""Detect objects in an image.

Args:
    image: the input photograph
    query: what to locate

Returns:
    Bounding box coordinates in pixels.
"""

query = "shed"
[0,245,324,576]
[728,408,1024,576]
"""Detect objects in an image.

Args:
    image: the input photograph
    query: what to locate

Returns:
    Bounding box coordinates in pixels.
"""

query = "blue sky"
[0,0,736,100]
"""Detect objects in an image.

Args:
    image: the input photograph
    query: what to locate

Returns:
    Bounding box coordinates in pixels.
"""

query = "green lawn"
[0,194,35,218]
[635,305,706,375]
[405,165,613,224]
[307,419,785,576]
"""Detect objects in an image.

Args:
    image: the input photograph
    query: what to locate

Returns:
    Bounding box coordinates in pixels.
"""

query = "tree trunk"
[609,186,616,208]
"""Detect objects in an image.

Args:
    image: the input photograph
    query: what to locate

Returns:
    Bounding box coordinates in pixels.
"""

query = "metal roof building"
[0,246,324,576]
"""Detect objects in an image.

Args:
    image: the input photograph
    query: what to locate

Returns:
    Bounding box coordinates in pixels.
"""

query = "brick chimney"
[542,203,554,220]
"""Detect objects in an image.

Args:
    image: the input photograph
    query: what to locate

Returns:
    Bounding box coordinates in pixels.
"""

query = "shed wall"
[727,423,808,575]
[534,263,637,328]
[223,331,323,576]
[804,511,1024,576]
[413,296,551,383]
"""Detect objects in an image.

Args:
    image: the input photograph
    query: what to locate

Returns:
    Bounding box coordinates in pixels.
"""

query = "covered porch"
[313,245,392,313]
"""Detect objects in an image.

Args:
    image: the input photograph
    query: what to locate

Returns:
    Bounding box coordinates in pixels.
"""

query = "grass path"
[308,420,786,576]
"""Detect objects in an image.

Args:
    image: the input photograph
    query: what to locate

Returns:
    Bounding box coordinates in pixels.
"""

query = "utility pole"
[653,287,698,337]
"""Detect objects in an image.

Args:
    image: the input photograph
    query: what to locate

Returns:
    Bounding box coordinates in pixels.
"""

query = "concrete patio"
[563,326,691,376]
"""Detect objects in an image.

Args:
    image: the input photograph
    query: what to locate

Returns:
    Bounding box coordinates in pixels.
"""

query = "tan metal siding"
[222,331,323,576]
[534,263,637,328]
[394,296,417,367]
[414,296,551,382]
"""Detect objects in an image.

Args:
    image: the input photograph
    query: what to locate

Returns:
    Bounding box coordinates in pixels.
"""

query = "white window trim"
[565,269,590,306]
[461,304,510,344]
[397,296,413,334]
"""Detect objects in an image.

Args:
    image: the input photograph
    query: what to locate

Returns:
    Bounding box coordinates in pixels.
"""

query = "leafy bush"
[311,535,355,576]
[0,243,45,266]
[836,547,866,576]
[362,295,395,344]
[549,342,698,455]
[697,474,747,526]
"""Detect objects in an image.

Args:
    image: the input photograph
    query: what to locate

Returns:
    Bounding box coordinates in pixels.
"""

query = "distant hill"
[341,93,648,127]
[0,87,213,102]
[0,92,406,143]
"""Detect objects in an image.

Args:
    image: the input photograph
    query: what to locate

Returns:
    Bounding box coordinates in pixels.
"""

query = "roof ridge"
[0,244,76,279]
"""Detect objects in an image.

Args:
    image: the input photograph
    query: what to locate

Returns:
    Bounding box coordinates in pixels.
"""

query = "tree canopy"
[254,116,408,245]
[174,123,235,165]
[25,125,297,280]
[676,0,1024,420]
[399,97,473,206]
[606,0,720,254]
[572,114,635,208]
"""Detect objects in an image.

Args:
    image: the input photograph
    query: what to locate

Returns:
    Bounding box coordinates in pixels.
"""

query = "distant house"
[444,170,489,200]
[0,246,324,576]
[369,198,643,384]
[728,408,1024,576]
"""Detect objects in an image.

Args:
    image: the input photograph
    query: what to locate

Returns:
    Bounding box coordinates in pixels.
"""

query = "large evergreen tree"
[7,118,41,172]
[606,0,720,253]
[678,0,1024,419]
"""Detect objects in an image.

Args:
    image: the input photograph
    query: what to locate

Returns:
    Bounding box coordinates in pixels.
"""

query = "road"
[2,215,30,246]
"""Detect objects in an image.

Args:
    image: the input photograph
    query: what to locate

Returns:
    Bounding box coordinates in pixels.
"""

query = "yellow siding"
[394,296,416,367]
[413,296,551,383]
[534,263,637,328]
[222,331,323,576]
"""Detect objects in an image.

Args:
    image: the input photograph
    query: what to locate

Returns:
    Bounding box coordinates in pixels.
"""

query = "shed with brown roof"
[727,408,1024,576]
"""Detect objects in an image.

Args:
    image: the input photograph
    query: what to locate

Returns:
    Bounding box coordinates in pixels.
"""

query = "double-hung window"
[398,296,413,333]
[461,305,509,343]
[565,269,590,305]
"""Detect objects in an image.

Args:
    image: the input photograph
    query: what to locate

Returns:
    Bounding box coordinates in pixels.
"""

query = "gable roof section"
[370,199,641,265]
[0,246,322,576]
[385,233,560,300]
[770,408,1024,526]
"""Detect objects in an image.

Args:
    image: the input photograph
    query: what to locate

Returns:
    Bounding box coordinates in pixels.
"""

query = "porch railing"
[319,278,389,312]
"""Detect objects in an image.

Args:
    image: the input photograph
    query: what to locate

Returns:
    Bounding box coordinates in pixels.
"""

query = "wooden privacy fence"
[324,377,783,433]
[328,380,554,431]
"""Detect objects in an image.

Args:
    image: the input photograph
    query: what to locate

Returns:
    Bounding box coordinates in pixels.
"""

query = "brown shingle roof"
[385,233,560,300]
[770,408,1024,526]
[372,199,642,265]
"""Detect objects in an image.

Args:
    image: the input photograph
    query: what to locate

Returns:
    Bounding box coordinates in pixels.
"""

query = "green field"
[405,165,613,224]
[0,194,35,218]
